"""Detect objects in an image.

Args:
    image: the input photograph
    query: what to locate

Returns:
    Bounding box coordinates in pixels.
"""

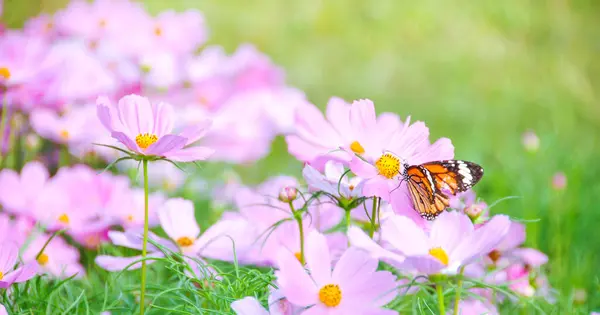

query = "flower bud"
[465,203,484,221]
[522,130,539,153]
[278,186,297,202]
[551,172,567,191]
[25,133,41,151]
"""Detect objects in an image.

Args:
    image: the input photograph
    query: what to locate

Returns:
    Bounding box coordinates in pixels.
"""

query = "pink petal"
[231,297,269,315]
[294,103,342,154]
[302,164,336,195]
[381,215,429,256]
[512,248,548,267]
[404,255,445,274]
[21,161,49,193]
[158,198,200,242]
[362,177,392,201]
[29,109,60,141]
[305,231,332,287]
[0,170,26,211]
[301,304,328,315]
[347,226,403,263]
[96,96,117,132]
[348,156,379,179]
[411,137,454,165]
[430,211,473,254]
[1,261,38,285]
[453,215,511,265]
[145,135,187,156]
[0,243,18,273]
[117,94,154,135]
[495,221,525,252]
[151,102,174,138]
[95,253,162,271]
[349,99,377,136]
[332,247,378,289]
[167,146,214,162]
[341,270,398,309]
[178,119,212,145]
[111,131,139,152]
[325,97,352,137]
[275,250,319,307]
[196,220,250,260]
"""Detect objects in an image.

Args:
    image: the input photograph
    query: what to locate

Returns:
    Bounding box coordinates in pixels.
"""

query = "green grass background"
[3,0,600,311]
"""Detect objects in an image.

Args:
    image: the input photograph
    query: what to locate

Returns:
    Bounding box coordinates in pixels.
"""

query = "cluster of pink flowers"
[0,0,563,314]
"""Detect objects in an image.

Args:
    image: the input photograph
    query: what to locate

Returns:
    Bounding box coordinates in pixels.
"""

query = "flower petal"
[381,215,429,256]
[332,247,378,289]
[95,253,163,271]
[453,214,511,265]
[151,102,175,138]
[348,156,379,179]
[178,119,212,145]
[167,146,215,162]
[404,255,446,274]
[0,243,19,273]
[495,221,525,252]
[305,231,332,287]
[111,131,139,152]
[275,250,319,306]
[231,297,269,315]
[117,94,154,135]
[145,135,187,156]
[158,198,200,242]
[430,211,473,254]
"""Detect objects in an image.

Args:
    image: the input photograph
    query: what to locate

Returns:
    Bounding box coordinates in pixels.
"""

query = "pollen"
[99,19,107,28]
[348,185,355,191]
[58,213,70,224]
[59,129,70,140]
[154,26,162,36]
[319,284,342,307]
[375,153,400,179]
[0,271,3,280]
[294,252,303,263]
[176,237,194,247]
[37,253,49,266]
[488,250,501,263]
[135,133,158,150]
[350,141,365,154]
[429,247,449,266]
[126,214,134,222]
[0,67,10,80]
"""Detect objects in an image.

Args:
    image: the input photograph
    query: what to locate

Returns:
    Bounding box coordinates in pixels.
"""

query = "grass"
[2,0,600,313]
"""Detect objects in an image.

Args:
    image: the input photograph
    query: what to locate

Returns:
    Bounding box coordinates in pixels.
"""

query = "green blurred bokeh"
[3,0,600,308]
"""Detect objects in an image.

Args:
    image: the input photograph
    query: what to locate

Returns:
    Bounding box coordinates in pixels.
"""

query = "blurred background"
[3,0,599,306]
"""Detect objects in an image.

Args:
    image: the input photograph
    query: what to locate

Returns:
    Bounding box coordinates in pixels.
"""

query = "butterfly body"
[402,160,484,220]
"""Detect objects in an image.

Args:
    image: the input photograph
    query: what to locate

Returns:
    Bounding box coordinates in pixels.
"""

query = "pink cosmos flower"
[286,98,402,169]
[346,101,453,202]
[486,221,548,269]
[96,94,214,162]
[0,161,49,216]
[231,289,298,315]
[23,233,85,279]
[448,190,489,221]
[276,231,398,314]
[105,188,165,229]
[30,105,99,145]
[0,214,32,246]
[0,243,38,288]
[0,304,5,315]
[350,212,511,275]
[145,10,207,56]
[552,172,567,190]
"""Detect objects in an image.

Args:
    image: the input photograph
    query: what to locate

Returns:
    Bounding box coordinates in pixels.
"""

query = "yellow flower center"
[126,214,135,222]
[99,19,107,28]
[319,284,342,307]
[0,271,3,280]
[154,26,162,36]
[58,213,70,224]
[176,237,194,247]
[294,252,303,263]
[59,129,70,140]
[429,247,449,266]
[37,253,49,266]
[348,185,355,191]
[0,67,10,80]
[375,153,400,179]
[135,133,158,150]
[350,141,365,154]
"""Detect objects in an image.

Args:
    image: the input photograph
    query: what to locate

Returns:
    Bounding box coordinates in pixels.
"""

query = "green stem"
[35,229,64,261]
[437,284,445,315]
[140,159,149,315]
[344,209,352,232]
[453,266,465,315]
[368,197,379,238]
[289,201,305,265]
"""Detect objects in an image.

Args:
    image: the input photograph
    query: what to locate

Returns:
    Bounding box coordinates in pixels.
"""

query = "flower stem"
[453,266,465,315]
[140,159,149,315]
[369,197,379,238]
[344,209,351,232]
[289,201,305,265]
[437,284,445,315]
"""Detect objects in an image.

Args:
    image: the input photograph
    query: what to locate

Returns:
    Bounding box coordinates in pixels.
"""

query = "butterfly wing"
[421,160,484,195]
[405,165,449,220]
[404,160,484,220]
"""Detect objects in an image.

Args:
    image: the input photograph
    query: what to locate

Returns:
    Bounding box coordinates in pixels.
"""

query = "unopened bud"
[465,204,484,221]
[522,130,540,153]
[551,172,567,191]
[573,288,587,304]
[278,186,297,202]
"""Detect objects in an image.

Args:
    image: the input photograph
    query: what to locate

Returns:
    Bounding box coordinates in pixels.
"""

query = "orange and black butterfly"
[401,160,484,220]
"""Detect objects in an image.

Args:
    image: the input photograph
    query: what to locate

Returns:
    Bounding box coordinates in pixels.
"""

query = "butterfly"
[401,160,484,220]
